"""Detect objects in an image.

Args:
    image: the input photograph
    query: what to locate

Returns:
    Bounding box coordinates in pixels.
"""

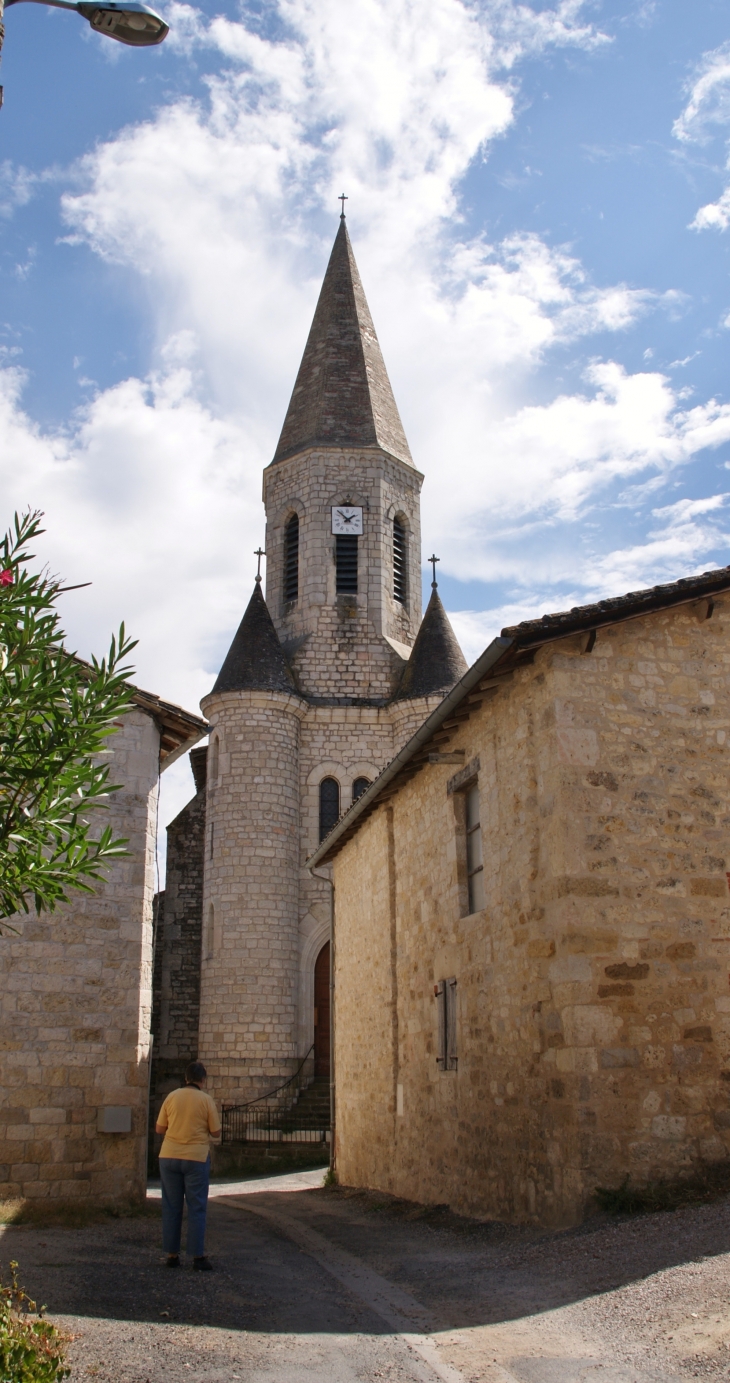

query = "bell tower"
[262,214,423,701]
[196,213,467,1107]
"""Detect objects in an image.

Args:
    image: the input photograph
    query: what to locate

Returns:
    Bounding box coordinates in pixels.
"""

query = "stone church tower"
[151,214,468,1111]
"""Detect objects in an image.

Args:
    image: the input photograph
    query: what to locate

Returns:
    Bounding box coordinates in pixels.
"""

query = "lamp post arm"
[5,0,83,10]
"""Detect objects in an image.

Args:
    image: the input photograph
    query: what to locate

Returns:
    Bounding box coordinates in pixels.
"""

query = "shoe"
[165,1254,180,1268]
[193,1256,213,1271]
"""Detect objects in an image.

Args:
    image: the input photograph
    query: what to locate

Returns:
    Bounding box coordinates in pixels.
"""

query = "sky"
[1,0,730,844]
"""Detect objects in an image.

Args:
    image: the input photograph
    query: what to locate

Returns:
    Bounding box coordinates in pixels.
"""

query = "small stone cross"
[428,553,440,587]
[339,193,348,219]
[254,547,266,583]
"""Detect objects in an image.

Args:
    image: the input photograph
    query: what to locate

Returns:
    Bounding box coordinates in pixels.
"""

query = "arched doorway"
[314,941,330,1078]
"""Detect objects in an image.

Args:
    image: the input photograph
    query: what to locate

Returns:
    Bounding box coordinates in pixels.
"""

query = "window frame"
[465,782,485,914]
[352,776,371,802]
[435,977,458,1071]
[318,776,341,843]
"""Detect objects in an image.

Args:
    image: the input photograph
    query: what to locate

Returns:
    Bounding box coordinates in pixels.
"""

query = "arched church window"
[319,777,340,842]
[335,536,358,594]
[393,517,406,604]
[209,734,219,784]
[284,514,299,603]
[352,776,370,802]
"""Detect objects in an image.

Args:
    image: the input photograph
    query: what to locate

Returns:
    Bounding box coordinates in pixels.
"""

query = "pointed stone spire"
[211,583,298,695]
[393,585,468,702]
[273,219,413,467]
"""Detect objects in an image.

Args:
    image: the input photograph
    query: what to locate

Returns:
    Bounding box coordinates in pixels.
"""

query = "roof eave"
[307,635,514,869]
[308,565,730,870]
[131,689,209,770]
[268,440,420,474]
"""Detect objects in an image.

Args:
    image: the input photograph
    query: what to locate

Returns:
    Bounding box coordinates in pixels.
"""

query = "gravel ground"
[2,1176,730,1382]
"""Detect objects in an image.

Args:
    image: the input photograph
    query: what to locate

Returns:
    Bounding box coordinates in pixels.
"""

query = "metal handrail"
[221,1043,329,1145]
[222,1042,315,1114]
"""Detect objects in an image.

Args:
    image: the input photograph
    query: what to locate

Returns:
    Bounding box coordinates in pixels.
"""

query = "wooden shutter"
[434,980,446,1070]
[446,977,458,1070]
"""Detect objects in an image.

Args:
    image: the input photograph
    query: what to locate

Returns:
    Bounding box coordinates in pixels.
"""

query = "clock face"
[331,506,363,535]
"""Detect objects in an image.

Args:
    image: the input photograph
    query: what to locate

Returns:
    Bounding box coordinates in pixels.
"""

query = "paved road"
[3,1174,730,1381]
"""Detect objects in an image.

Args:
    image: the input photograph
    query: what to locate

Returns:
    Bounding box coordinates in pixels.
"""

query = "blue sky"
[1,0,730,830]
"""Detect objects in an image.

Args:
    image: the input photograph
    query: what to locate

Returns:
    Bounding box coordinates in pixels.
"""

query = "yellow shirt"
[157,1086,221,1162]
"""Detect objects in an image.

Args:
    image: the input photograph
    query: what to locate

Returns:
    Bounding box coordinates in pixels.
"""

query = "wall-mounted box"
[98,1106,132,1134]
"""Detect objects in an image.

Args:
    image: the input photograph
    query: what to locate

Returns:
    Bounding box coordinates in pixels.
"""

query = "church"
[150,212,469,1119]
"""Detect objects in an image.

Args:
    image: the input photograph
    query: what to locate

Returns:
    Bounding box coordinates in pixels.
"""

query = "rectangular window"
[336,535,358,593]
[466,783,485,913]
[435,977,458,1071]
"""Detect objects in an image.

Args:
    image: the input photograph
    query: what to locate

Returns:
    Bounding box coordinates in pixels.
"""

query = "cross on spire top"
[338,192,348,219]
[254,547,266,583]
[428,554,440,588]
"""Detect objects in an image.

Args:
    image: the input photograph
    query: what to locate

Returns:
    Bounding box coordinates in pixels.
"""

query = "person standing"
[155,1060,221,1270]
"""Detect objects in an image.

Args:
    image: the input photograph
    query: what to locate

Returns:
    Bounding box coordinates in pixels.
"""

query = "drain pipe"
[310,866,335,1178]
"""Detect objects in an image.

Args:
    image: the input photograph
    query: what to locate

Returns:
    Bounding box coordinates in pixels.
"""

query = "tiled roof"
[501,565,730,642]
[393,586,468,701]
[308,561,730,868]
[210,582,299,696]
[272,219,413,467]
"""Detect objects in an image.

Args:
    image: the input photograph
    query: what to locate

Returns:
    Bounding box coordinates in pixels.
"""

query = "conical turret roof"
[393,586,468,702]
[211,582,298,696]
[272,219,413,467]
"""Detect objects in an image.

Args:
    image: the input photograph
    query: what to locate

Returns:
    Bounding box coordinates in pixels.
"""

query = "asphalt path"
[2,1172,730,1381]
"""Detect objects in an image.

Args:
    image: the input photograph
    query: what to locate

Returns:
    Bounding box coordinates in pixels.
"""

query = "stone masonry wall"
[263,447,423,700]
[198,689,306,1105]
[333,596,730,1226]
[0,709,159,1206]
[149,749,206,1130]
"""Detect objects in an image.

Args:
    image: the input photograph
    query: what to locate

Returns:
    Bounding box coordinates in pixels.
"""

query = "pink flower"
[0,571,13,587]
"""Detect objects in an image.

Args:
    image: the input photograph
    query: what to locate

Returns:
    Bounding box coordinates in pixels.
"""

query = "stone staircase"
[287,1076,331,1132]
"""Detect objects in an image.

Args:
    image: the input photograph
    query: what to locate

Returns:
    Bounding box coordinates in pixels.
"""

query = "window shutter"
[393,518,406,603]
[284,514,299,602]
[335,535,358,593]
[446,977,458,1070]
[434,980,446,1070]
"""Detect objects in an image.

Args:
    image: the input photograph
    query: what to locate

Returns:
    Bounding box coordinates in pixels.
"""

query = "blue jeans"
[159,1156,210,1257]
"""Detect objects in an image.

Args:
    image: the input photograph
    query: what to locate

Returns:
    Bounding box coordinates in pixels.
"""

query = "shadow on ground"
[2,1182,730,1339]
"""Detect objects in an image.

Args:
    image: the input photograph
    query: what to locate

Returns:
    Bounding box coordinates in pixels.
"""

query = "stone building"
[151,214,468,1113]
[310,567,730,1227]
[0,689,206,1205]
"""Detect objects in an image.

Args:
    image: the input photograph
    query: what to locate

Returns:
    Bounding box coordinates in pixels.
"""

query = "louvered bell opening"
[336,535,358,594]
[284,515,299,602]
[393,518,406,603]
[319,777,340,842]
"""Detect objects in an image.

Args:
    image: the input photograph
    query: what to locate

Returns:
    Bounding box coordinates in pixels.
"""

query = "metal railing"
[221,1044,329,1144]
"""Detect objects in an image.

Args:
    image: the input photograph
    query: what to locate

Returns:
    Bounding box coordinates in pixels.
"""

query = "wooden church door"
[314,942,330,1078]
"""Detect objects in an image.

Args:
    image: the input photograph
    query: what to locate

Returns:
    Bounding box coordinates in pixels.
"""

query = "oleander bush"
[0,1261,70,1382]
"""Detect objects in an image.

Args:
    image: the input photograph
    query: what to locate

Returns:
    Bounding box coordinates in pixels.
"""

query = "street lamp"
[4,0,168,45]
[0,0,168,105]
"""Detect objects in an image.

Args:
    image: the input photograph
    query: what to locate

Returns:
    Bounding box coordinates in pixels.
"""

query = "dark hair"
[185,1061,207,1085]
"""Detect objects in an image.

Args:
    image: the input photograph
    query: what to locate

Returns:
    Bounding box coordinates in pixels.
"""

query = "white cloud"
[692,187,730,234]
[673,43,730,145]
[0,161,37,219]
[674,42,730,231]
[0,353,259,713]
[5,0,728,841]
[448,494,730,666]
[421,362,730,578]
